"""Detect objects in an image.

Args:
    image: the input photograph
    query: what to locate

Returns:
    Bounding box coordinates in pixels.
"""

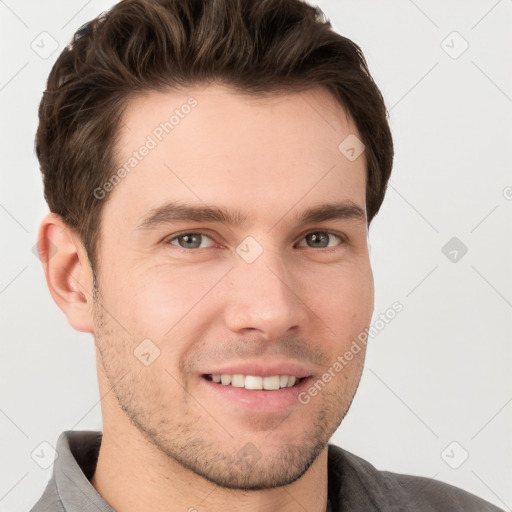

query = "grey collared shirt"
[30,430,504,512]
[30,431,113,512]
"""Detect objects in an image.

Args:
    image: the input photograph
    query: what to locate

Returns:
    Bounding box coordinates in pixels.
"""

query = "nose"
[222,245,309,341]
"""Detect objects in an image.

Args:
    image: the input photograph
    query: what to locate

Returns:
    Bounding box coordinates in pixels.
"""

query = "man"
[30,0,503,510]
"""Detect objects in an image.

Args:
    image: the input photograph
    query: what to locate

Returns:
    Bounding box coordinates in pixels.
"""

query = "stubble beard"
[92,288,363,490]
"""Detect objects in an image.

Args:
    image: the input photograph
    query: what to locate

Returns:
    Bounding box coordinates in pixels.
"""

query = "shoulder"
[381,469,504,511]
[327,443,504,512]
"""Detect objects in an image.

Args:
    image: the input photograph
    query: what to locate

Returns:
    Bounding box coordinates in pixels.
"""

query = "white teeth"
[231,374,245,387]
[245,375,263,390]
[210,374,301,390]
[263,375,280,390]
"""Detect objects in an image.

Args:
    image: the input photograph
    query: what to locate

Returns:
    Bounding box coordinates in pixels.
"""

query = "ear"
[36,213,95,333]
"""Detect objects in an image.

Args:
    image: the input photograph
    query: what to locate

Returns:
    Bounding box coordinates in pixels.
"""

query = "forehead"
[103,84,366,230]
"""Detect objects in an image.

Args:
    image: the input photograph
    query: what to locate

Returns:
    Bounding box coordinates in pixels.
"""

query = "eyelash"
[164,230,347,253]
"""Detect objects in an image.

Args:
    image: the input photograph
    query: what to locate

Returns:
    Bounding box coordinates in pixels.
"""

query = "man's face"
[92,84,374,489]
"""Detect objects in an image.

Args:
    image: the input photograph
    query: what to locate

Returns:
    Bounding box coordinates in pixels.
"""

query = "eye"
[167,232,216,250]
[297,231,345,250]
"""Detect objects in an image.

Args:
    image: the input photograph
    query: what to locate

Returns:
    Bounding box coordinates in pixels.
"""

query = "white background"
[1,0,511,510]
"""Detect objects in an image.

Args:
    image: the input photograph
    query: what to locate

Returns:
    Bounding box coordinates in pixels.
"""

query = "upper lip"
[200,361,313,379]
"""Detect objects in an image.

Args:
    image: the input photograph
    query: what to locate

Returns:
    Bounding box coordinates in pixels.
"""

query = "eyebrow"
[135,200,366,231]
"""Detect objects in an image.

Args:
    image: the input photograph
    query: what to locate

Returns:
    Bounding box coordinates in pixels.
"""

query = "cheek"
[300,259,374,338]
[121,263,227,337]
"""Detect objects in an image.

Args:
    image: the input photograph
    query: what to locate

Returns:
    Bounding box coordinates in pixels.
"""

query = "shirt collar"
[53,430,114,512]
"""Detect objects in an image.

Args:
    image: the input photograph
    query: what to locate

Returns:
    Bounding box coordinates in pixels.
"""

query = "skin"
[38,84,374,512]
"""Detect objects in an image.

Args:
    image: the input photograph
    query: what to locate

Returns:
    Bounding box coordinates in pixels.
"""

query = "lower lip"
[198,375,313,412]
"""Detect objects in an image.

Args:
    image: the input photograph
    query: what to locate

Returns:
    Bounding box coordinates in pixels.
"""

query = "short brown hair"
[36,0,393,271]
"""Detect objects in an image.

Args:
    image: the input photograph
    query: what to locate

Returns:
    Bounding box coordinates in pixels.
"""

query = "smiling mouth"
[203,374,305,390]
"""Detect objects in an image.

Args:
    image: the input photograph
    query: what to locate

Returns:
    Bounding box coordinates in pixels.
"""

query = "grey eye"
[299,232,342,249]
[169,233,215,250]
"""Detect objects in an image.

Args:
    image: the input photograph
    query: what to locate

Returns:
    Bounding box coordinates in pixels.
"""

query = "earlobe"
[36,213,95,333]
